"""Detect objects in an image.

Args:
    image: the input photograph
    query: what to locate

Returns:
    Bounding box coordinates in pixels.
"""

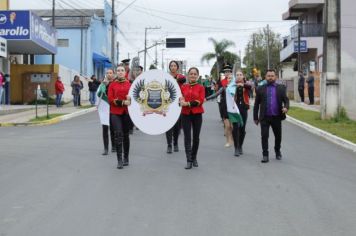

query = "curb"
[286,115,356,153]
[0,107,96,127]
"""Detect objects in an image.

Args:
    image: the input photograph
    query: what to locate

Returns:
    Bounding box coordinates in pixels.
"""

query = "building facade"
[34,0,116,79]
[280,0,356,119]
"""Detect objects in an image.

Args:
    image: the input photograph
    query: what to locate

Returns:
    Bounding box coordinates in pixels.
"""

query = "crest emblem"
[133,79,176,116]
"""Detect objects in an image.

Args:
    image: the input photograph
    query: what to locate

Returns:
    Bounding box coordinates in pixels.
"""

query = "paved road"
[1,102,356,236]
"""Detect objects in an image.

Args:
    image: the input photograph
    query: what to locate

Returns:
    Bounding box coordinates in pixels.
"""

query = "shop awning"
[93,52,112,68]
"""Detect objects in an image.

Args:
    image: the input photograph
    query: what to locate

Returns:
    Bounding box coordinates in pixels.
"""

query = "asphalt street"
[1,101,356,236]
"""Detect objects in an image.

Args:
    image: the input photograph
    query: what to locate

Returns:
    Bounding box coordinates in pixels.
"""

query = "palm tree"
[201,38,238,80]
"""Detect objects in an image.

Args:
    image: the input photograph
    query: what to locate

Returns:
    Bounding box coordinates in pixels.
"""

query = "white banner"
[128,69,182,135]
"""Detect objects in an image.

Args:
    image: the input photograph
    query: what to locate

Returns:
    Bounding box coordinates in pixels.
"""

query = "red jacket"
[181,83,205,115]
[173,73,186,91]
[108,79,131,115]
[55,80,65,94]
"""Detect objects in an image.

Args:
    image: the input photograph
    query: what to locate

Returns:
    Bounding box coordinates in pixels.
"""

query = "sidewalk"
[289,100,320,112]
[0,102,96,126]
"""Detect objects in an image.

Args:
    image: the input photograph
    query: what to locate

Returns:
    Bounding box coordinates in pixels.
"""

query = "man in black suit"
[254,69,289,163]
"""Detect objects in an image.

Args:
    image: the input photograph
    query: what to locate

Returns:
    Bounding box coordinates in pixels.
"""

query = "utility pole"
[161,49,165,70]
[239,50,242,69]
[252,34,256,68]
[266,24,270,69]
[297,18,302,73]
[321,0,341,119]
[80,16,83,75]
[52,0,55,65]
[144,26,161,71]
[154,42,158,66]
[111,0,116,67]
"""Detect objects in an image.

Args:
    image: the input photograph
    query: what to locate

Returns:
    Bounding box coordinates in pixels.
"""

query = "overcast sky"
[10,0,296,75]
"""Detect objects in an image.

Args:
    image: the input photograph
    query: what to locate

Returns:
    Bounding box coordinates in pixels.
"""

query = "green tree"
[149,64,157,70]
[201,38,239,80]
[243,27,282,78]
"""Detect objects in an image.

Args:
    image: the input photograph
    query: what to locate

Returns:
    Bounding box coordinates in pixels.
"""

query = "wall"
[10,64,88,104]
[35,29,84,74]
[341,0,356,119]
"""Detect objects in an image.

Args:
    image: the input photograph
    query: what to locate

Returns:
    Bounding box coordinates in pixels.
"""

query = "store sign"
[0,10,57,53]
[294,40,308,53]
[0,11,30,39]
[30,12,57,53]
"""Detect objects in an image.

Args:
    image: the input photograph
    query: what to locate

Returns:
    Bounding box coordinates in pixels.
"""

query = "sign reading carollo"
[128,69,182,135]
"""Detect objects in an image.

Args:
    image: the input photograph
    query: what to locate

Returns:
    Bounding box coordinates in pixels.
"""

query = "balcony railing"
[291,23,324,39]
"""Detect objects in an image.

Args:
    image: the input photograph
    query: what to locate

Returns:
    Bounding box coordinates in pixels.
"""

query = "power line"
[119,1,286,23]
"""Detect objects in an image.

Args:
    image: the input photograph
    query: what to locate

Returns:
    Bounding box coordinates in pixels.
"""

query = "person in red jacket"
[179,67,205,169]
[108,65,132,169]
[55,76,65,107]
[165,60,186,154]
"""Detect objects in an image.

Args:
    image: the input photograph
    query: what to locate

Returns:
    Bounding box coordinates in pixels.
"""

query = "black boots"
[173,144,179,152]
[167,145,172,154]
[102,149,108,156]
[234,147,240,157]
[185,162,193,169]
[123,134,130,166]
[116,135,123,169]
[261,156,269,163]
[276,151,282,160]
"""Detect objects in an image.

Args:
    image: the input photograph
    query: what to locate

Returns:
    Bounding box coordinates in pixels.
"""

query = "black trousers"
[232,105,248,148]
[110,113,130,160]
[308,87,314,104]
[260,116,282,157]
[181,113,202,162]
[102,123,115,151]
[166,116,181,147]
[298,87,305,102]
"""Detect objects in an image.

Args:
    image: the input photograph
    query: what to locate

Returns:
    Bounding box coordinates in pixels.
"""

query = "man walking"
[254,69,289,163]
[298,71,305,103]
[306,71,315,105]
[88,75,101,105]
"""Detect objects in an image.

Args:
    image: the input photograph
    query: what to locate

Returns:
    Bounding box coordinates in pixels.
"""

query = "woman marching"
[179,67,205,169]
[108,65,132,169]
[97,68,116,155]
[205,64,234,148]
[165,60,186,154]
[233,70,251,156]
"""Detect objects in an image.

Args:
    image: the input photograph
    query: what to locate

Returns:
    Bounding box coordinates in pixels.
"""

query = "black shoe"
[117,163,123,169]
[173,145,179,152]
[192,160,198,167]
[234,148,240,157]
[102,149,108,156]
[123,157,129,166]
[185,162,193,169]
[261,156,269,163]
[239,147,243,155]
[276,152,282,160]
[167,146,172,154]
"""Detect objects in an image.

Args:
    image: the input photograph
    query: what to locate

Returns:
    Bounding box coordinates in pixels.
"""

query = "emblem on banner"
[132,79,177,116]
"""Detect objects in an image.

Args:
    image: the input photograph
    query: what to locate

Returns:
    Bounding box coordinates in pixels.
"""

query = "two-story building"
[34,0,116,79]
[280,0,356,119]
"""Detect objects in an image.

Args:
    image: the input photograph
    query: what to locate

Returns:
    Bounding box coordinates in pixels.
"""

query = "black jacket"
[88,80,101,92]
[253,83,289,121]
